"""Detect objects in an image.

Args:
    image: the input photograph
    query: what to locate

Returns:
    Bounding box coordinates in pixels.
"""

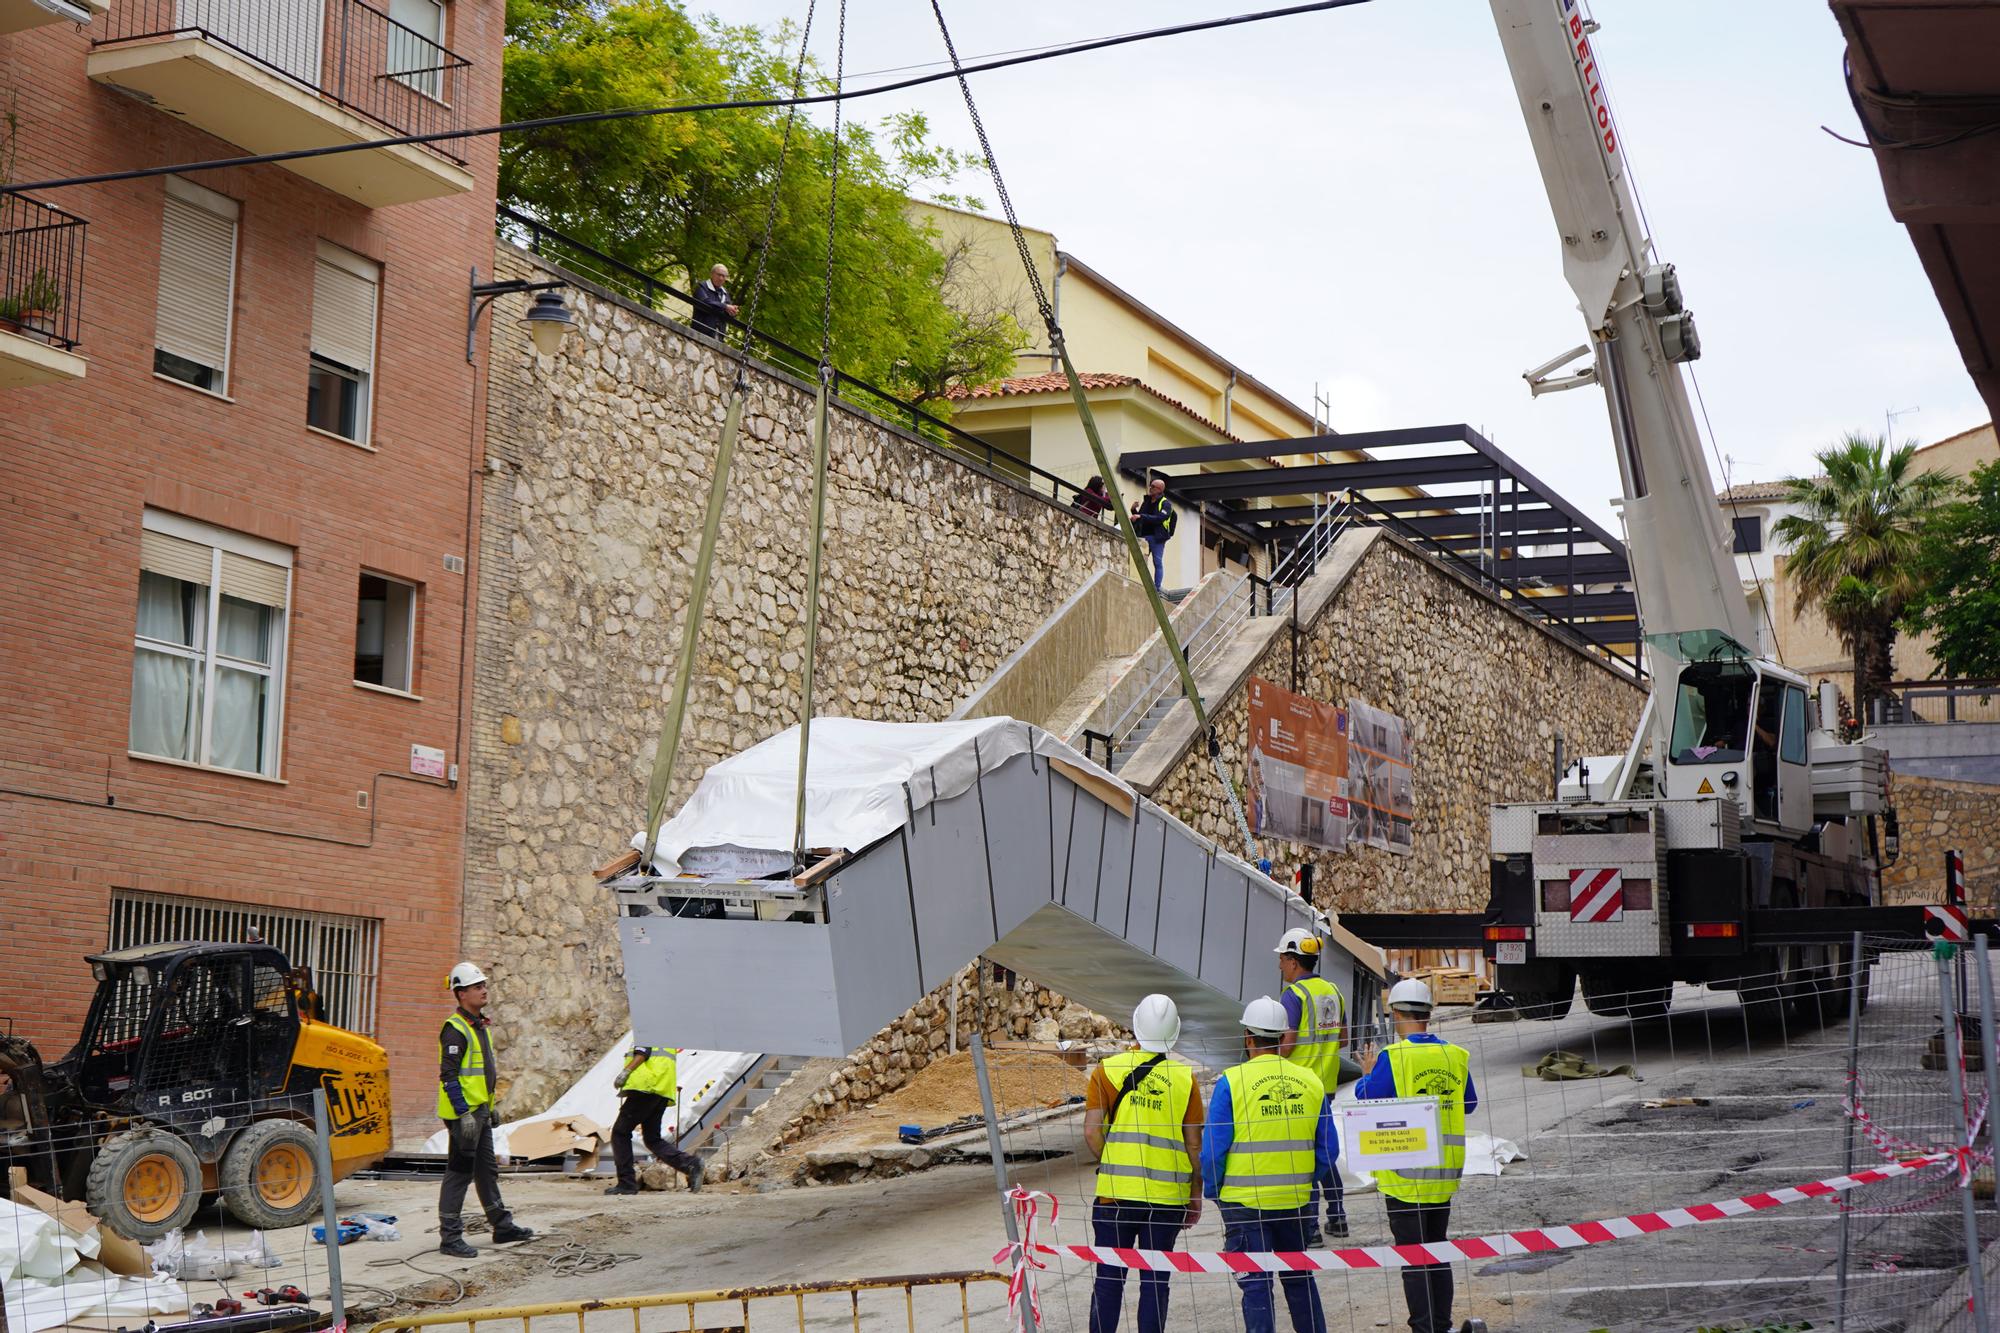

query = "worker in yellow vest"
[1201,997,1337,1333]
[437,962,534,1259]
[1356,978,1478,1333]
[605,1043,704,1195]
[1082,994,1203,1333]
[1275,928,1349,1242]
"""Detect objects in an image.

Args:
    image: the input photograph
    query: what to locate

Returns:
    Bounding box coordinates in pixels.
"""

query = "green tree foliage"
[499,0,1026,404]
[1772,433,1955,714]
[1900,458,2000,679]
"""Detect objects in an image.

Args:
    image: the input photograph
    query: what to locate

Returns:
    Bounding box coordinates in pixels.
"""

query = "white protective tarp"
[423,1034,755,1158]
[1,1199,187,1333]
[632,717,1095,872]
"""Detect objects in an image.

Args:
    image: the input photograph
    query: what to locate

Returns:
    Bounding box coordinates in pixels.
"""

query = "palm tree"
[1773,432,1955,720]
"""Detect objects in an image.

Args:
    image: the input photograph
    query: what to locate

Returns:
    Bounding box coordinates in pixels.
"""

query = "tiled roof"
[1716,480,1795,503]
[946,372,1244,443]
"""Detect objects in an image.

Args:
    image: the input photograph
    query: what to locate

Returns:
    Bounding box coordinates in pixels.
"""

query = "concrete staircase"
[681,1053,811,1158]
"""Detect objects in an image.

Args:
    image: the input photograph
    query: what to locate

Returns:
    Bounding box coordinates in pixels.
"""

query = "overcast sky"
[705,0,1990,525]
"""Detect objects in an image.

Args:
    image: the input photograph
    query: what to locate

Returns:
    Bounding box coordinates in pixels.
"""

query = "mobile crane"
[1346,0,1955,1022]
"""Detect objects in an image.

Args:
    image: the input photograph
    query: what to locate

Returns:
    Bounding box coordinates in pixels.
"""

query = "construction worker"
[1082,994,1203,1333]
[437,962,534,1259]
[1357,978,1479,1333]
[1201,996,1337,1333]
[1275,927,1348,1242]
[605,1044,704,1195]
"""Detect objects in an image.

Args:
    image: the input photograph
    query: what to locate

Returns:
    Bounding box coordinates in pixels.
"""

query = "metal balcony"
[0,194,88,389]
[88,0,475,207]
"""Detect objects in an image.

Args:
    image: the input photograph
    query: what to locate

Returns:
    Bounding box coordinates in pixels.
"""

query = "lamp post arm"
[466,265,568,362]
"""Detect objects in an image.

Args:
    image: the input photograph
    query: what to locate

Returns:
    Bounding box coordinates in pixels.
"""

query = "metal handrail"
[496,207,1097,511]
[1100,573,1249,744]
[0,194,87,352]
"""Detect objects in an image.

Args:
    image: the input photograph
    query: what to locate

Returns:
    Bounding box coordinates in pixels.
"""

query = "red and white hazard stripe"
[1569,867,1624,923]
[999,1153,1950,1275]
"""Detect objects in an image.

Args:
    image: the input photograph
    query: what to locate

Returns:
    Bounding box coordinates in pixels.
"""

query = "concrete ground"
[200,957,1983,1332]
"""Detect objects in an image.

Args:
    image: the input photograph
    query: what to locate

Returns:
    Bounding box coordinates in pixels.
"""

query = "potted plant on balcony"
[0,269,62,338]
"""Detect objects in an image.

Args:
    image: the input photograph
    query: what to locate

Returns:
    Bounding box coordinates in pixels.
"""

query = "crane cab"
[1662,655,1815,837]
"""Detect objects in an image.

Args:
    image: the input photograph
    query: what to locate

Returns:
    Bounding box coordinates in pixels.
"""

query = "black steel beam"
[1496,551,1632,580]
[1339,908,1995,951]
[1337,913,1495,948]
[1167,457,1504,500]
[1509,590,1640,617]
[1119,425,1478,471]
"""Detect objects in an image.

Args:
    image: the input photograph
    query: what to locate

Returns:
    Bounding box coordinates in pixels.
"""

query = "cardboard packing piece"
[504,1114,607,1170]
[9,1183,150,1278]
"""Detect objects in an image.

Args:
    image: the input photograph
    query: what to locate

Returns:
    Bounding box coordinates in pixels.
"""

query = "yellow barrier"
[365,1271,1011,1333]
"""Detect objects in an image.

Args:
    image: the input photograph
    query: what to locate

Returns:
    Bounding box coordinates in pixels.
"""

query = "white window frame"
[134,509,292,778]
[108,889,382,1035]
[355,570,419,694]
[309,242,380,446]
[154,176,240,397]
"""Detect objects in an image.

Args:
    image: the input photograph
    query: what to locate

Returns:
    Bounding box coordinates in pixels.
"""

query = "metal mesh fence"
[959,942,2000,1332]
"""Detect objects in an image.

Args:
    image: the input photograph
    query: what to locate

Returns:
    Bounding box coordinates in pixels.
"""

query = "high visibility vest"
[1093,1051,1194,1205]
[1374,1039,1471,1204]
[436,1012,492,1120]
[624,1048,680,1102]
[1285,976,1346,1092]
[1138,497,1177,539]
[1217,1054,1325,1210]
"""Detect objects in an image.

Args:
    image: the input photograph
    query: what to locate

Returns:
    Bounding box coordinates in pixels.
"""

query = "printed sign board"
[1345,699,1415,855]
[410,743,447,779]
[1246,676,1350,853]
[1338,1096,1442,1172]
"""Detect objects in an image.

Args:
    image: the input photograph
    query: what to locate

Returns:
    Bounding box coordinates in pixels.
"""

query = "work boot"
[1459,1320,1489,1333]
[1303,1223,1324,1249]
[438,1238,477,1259]
[603,1183,639,1196]
[685,1158,705,1195]
[491,1223,535,1244]
[1325,1214,1349,1240]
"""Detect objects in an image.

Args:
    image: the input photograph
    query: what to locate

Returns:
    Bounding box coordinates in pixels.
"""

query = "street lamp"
[467,266,574,363]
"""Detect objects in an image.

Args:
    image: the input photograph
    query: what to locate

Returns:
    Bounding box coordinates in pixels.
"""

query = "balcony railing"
[1,193,88,353]
[96,0,470,162]
[1870,680,2000,726]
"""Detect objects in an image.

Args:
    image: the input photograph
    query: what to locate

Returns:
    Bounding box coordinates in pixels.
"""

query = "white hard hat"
[1241,996,1291,1036]
[447,961,489,991]
[1387,977,1433,1013]
[1132,994,1182,1053]
[1274,928,1322,960]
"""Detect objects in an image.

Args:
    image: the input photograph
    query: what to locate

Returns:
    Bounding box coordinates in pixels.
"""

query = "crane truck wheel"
[85,1127,203,1241]
[219,1119,320,1230]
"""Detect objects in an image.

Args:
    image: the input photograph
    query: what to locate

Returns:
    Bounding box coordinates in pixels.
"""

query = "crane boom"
[1489,0,1759,654]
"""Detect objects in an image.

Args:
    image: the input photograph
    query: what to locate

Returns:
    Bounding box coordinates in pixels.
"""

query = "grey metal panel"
[1154,838,1209,977]
[978,755,1055,937]
[621,915,845,1056]
[1125,810,1168,954]
[827,833,925,1051]
[1242,889,1290,1003]
[1197,861,1249,999]
[1093,802,1136,938]
[903,781,999,995]
[1055,776,1109,917]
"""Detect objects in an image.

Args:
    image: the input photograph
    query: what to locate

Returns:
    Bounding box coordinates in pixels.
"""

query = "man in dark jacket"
[1131,477,1176,587]
[691,264,738,337]
[437,962,534,1258]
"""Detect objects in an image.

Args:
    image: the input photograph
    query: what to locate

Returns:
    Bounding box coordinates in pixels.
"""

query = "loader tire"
[220,1119,320,1230]
[86,1127,202,1241]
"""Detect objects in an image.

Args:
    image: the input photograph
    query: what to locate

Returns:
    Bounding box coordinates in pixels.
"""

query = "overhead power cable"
[3,0,1364,197]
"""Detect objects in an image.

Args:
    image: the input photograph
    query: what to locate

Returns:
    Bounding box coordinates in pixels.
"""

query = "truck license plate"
[1496,942,1527,965]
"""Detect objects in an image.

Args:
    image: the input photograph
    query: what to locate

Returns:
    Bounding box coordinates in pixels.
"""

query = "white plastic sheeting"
[422,1034,755,1158]
[1,1199,187,1333]
[632,717,1097,871]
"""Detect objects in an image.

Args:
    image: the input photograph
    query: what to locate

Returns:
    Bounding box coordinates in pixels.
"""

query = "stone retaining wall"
[1881,772,2000,914]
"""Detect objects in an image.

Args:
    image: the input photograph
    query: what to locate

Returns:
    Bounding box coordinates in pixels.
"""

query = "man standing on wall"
[605,1044,705,1196]
[1131,476,1177,588]
[1275,929,1349,1242]
[437,963,535,1258]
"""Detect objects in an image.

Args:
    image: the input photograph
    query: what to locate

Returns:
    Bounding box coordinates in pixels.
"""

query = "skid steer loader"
[0,941,390,1240]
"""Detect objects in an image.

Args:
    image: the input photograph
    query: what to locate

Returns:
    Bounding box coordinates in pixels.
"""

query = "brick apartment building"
[1,0,504,1142]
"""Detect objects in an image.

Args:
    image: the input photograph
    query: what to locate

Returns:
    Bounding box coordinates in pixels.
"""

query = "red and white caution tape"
[999,1154,1949,1275]
[995,1186,1059,1329]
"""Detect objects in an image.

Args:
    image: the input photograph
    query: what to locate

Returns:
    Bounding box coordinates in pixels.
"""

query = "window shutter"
[140,530,214,587]
[156,182,238,375]
[220,552,290,609]
[312,243,379,374]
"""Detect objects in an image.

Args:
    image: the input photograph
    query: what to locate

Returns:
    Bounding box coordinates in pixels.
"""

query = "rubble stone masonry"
[468,248,1121,1115]
[1881,773,2000,914]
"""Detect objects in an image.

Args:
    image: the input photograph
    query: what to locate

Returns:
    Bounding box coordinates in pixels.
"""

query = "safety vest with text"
[1217,1054,1325,1210]
[1285,975,1346,1092]
[1093,1051,1195,1205]
[623,1047,681,1102]
[436,1012,491,1120]
[1375,1039,1470,1204]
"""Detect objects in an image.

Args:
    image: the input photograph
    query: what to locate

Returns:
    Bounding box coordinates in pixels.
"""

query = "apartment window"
[308,242,379,444]
[387,0,447,99]
[355,572,418,692]
[1732,514,1763,554]
[153,177,238,394]
[131,510,290,777]
[108,889,381,1035]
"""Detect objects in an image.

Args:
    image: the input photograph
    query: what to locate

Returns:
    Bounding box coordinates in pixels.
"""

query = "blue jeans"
[1218,1202,1327,1333]
[1145,537,1166,588]
[1089,1200,1183,1333]
[1314,1096,1346,1230]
